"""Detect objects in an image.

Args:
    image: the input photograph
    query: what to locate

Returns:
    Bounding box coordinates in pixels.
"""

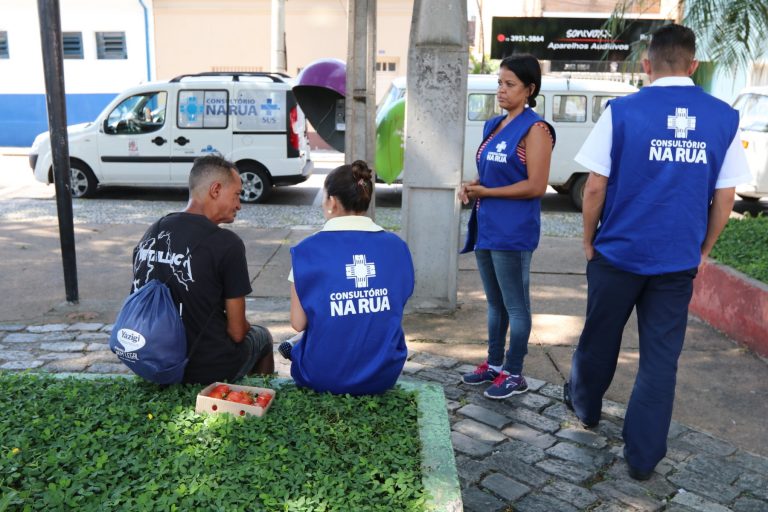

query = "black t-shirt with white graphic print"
[131,212,253,384]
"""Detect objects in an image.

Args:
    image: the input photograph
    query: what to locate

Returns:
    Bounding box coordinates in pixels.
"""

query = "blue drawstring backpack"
[110,218,215,385]
[110,280,188,384]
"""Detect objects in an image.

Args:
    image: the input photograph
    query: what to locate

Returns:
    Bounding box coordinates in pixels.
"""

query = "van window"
[233,90,287,131]
[105,92,167,135]
[467,93,502,121]
[177,90,229,129]
[553,95,587,123]
[593,96,617,122]
[733,93,768,132]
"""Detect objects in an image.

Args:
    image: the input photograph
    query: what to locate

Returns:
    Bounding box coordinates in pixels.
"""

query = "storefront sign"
[490,17,668,62]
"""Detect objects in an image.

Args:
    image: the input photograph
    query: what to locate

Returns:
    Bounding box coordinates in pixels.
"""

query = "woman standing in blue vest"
[280,160,415,395]
[459,55,555,400]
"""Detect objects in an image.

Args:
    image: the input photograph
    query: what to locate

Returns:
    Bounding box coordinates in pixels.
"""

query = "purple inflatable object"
[296,58,346,96]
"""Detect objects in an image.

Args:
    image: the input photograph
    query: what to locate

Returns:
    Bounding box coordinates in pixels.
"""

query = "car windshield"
[376,83,406,118]
[105,92,167,135]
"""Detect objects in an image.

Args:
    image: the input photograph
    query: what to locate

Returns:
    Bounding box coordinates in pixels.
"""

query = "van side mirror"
[103,119,115,135]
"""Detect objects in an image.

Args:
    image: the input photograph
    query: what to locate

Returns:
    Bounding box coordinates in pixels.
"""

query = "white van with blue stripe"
[29,72,313,203]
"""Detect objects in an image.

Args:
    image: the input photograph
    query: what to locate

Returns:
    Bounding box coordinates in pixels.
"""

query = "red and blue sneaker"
[461,361,500,385]
[483,372,528,400]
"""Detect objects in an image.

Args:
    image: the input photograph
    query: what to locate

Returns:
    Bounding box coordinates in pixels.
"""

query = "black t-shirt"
[131,212,252,384]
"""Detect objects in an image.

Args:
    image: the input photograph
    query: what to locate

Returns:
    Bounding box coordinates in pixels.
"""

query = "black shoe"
[278,341,293,361]
[563,381,598,429]
[628,465,653,481]
[563,381,575,411]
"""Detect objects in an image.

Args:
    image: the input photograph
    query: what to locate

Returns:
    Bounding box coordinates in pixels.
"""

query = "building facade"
[0,0,153,146]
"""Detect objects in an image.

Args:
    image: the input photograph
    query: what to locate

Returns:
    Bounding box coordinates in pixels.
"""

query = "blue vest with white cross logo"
[595,86,738,275]
[290,230,414,395]
[475,108,551,251]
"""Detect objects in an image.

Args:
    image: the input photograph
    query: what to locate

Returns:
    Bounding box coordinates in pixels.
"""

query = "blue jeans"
[475,249,532,375]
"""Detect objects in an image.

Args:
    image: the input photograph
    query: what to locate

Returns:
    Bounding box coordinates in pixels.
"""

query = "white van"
[732,86,768,202]
[29,72,313,203]
[376,75,638,210]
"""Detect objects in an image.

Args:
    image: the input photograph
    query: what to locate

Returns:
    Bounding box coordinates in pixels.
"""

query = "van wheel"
[551,185,568,194]
[569,174,588,212]
[239,164,272,203]
[69,162,98,198]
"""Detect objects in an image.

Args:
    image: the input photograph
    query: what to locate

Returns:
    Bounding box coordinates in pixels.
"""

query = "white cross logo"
[495,140,507,153]
[345,254,376,288]
[667,107,696,139]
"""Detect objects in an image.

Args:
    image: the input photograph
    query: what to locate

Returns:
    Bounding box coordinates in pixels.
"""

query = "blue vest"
[290,230,414,395]
[595,86,738,275]
[463,108,554,253]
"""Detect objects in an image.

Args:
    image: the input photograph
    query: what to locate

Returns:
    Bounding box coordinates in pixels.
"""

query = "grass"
[710,213,768,284]
[0,373,428,512]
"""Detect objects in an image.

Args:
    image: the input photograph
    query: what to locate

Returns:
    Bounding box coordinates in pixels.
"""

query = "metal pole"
[37,0,79,303]
[345,0,376,218]
[271,0,287,73]
[366,0,376,215]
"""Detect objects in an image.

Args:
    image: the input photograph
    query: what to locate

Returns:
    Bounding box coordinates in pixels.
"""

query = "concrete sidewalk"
[1,219,767,511]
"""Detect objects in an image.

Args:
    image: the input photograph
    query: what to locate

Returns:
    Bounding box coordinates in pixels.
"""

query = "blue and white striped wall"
[0,0,155,147]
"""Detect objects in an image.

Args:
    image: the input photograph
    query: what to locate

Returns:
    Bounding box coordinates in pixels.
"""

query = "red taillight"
[289,106,299,150]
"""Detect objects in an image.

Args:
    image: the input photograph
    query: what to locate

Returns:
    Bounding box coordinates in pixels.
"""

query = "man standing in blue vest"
[563,24,751,481]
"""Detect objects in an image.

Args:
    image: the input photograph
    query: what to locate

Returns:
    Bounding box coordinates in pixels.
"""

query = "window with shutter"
[0,31,9,59]
[96,31,127,59]
[63,32,83,59]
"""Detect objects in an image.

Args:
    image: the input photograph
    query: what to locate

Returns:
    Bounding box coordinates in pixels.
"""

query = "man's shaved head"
[648,24,696,73]
[188,155,238,195]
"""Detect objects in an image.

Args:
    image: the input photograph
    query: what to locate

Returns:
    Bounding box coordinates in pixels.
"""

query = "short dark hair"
[499,54,542,108]
[324,160,373,213]
[188,154,237,192]
[648,24,696,72]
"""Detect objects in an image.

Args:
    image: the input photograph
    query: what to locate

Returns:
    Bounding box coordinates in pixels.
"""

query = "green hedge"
[0,374,427,512]
[710,214,768,284]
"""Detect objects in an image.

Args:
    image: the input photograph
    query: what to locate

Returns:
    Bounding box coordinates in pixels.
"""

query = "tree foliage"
[611,0,768,74]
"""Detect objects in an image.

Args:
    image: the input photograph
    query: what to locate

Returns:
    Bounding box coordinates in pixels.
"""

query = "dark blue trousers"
[569,252,696,472]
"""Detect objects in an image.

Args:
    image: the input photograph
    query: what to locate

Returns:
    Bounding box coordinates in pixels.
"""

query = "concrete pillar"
[271,0,287,73]
[345,0,377,214]
[402,0,468,311]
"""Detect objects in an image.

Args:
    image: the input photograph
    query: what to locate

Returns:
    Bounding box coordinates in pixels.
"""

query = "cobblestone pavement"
[2,322,767,512]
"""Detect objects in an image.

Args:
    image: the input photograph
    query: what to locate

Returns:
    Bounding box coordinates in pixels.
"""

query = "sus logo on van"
[117,329,146,352]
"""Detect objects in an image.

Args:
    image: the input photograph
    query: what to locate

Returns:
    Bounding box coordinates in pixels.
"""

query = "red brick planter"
[690,259,768,357]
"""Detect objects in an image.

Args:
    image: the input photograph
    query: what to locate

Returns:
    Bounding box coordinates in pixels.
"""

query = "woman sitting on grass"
[279,160,414,395]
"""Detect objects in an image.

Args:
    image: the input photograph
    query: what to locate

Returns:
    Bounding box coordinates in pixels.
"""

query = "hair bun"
[351,160,373,182]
